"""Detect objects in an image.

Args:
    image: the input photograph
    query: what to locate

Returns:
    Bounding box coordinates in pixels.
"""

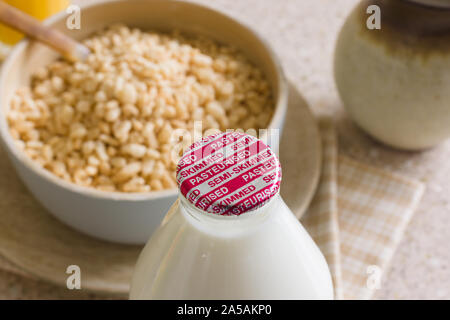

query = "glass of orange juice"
[0,0,70,45]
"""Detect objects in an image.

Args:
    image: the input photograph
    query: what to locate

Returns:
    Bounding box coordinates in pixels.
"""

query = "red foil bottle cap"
[176,132,282,216]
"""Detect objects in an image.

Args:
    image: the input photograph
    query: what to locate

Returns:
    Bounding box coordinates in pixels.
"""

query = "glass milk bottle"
[130,132,334,300]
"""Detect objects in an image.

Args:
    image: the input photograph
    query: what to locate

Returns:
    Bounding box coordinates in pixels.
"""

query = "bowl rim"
[0,0,288,202]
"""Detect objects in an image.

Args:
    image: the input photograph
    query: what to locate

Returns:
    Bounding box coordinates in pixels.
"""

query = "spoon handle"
[0,1,90,62]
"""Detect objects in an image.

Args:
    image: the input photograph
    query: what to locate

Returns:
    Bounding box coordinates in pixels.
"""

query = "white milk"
[130,195,334,299]
[130,132,334,299]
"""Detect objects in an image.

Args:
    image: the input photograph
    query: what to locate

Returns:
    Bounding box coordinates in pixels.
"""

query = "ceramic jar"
[335,0,450,150]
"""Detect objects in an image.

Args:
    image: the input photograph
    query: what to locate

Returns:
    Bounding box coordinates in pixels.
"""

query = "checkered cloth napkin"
[302,119,425,300]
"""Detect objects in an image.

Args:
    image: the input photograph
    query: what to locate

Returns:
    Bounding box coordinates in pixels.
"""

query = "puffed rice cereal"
[7,25,274,193]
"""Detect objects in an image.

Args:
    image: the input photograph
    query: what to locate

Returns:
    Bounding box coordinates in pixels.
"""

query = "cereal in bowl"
[7,25,274,192]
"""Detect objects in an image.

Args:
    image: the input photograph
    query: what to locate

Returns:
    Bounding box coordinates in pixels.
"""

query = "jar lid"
[176,132,282,216]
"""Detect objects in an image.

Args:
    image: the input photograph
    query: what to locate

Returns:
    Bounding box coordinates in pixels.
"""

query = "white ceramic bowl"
[0,0,288,244]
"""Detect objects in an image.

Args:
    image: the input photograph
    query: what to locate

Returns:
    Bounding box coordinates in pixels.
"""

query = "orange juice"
[0,0,70,45]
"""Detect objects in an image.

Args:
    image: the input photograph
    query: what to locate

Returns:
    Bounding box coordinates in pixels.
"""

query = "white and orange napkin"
[302,119,425,300]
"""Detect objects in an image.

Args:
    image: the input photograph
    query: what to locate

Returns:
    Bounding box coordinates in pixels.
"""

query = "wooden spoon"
[0,1,90,62]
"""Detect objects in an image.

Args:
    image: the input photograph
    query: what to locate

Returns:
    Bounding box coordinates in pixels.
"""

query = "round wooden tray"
[0,82,321,296]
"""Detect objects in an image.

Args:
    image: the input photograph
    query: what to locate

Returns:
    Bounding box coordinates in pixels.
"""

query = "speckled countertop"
[1,0,449,299]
